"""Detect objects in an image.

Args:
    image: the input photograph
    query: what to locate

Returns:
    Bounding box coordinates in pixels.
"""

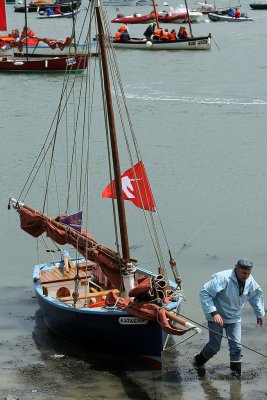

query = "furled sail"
[18,205,133,288]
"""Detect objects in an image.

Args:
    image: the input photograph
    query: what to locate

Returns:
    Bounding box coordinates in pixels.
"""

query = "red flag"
[102,161,156,212]
[0,0,7,32]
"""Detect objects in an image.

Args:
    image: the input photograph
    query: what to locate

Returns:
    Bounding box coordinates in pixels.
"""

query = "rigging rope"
[179,313,267,358]
[99,5,175,283]
[17,0,180,291]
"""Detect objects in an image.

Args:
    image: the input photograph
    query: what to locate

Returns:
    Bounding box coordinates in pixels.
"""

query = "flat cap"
[235,258,253,269]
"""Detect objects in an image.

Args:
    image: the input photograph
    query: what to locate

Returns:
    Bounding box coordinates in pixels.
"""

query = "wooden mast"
[151,0,160,29]
[95,4,130,262]
[23,0,29,60]
[184,0,193,38]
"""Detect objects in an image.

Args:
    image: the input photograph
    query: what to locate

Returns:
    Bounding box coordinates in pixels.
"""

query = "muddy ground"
[1,287,267,400]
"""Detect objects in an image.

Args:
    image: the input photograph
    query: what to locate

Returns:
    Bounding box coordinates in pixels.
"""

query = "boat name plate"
[119,317,148,325]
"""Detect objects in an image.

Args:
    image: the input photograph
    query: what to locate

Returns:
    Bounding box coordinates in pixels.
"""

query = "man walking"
[194,258,265,378]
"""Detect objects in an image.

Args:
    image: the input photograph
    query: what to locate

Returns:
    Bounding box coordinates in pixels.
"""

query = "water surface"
[1,1,267,398]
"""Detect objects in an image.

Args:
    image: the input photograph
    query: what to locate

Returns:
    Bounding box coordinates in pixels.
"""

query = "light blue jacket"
[200,269,265,323]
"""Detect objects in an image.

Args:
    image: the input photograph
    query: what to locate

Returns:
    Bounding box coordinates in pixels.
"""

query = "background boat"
[193,1,228,14]
[112,34,211,49]
[1,0,88,71]
[1,37,95,57]
[37,9,79,18]
[136,0,154,5]
[208,12,254,21]
[158,7,203,23]
[14,0,80,12]
[0,53,88,72]
[111,8,203,24]
[111,11,156,23]
[102,0,136,5]
[250,2,267,8]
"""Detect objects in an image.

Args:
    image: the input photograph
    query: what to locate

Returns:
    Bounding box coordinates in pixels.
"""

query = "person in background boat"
[115,28,122,42]
[20,26,36,40]
[143,21,157,40]
[54,6,62,14]
[234,7,241,17]
[120,28,130,43]
[120,24,128,33]
[161,29,169,41]
[169,29,177,41]
[227,7,235,17]
[10,29,20,41]
[194,258,265,379]
[177,26,189,40]
[44,7,55,15]
[28,28,36,37]
[153,27,162,41]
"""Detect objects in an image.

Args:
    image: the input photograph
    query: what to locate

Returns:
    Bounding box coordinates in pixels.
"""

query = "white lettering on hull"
[119,317,148,325]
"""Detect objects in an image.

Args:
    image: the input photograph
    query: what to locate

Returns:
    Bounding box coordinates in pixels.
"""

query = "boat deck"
[37,261,122,308]
[39,262,93,284]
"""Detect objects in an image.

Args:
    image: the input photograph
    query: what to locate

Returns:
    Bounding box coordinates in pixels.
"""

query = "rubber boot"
[230,361,241,379]
[194,351,209,367]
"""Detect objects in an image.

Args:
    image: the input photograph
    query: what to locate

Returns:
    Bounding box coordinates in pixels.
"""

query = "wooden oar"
[165,310,201,332]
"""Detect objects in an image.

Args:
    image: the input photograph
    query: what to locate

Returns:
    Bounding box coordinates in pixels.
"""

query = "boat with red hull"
[0,53,88,72]
[111,12,156,24]
[0,0,88,72]
[111,9,202,24]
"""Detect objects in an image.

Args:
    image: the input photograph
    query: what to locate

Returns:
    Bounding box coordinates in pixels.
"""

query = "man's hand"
[213,313,224,326]
[257,317,264,327]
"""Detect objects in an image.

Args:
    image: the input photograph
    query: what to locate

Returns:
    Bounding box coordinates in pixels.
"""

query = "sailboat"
[9,0,200,368]
[0,0,88,72]
[111,0,211,50]
[14,0,80,13]
[193,1,228,14]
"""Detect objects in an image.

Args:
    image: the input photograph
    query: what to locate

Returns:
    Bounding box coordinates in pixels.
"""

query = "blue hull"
[33,263,183,368]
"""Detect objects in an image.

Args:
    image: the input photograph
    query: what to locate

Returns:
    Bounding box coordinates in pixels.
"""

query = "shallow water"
[1,0,267,398]
[1,291,267,399]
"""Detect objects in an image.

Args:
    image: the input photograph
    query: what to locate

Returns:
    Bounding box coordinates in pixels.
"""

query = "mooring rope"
[164,330,199,352]
[211,36,221,51]
[179,313,267,358]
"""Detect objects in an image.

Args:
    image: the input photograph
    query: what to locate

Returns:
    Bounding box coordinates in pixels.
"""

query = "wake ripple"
[126,93,267,106]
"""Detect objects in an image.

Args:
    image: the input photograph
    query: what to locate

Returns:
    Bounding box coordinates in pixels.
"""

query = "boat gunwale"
[33,261,182,315]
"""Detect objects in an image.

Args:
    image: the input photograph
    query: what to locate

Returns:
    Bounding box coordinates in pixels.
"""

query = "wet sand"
[1,287,267,400]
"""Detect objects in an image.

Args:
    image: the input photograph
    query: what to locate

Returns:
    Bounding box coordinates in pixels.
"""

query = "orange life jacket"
[115,31,121,41]
[154,29,162,38]
[169,32,176,41]
[161,30,169,40]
